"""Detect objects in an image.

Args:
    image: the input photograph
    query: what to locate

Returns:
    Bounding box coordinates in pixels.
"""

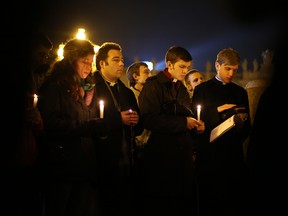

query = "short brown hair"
[216,48,240,65]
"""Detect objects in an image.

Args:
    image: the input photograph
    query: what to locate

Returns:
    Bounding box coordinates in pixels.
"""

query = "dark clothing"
[138,71,199,216]
[93,71,143,216]
[246,85,285,215]
[38,74,101,216]
[191,77,252,216]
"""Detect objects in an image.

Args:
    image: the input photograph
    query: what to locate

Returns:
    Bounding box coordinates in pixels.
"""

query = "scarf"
[163,68,181,90]
[78,78,95,106]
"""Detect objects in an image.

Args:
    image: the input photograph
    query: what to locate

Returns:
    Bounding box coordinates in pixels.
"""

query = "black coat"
[191,76,252,216]
[92,71,144,216]
[191,77,251,167]
[93,71,143,178]
[138,71,198,198]
[38,76,99,180]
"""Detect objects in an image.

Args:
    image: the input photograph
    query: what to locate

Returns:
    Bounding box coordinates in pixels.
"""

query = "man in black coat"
[93,42,143,216]
[191,48,252,216]
[138,46,204,216]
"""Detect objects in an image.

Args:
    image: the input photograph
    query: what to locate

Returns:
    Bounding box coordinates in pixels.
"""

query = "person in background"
[37,38,105,216]
[184,68,204,99]
[191,48,252,216]
[138,46,205,216]
[93,42,143,216]
[126,61,152,209]
[30,31,55,91]
[20,31,54,167]
[126,61,152,147]
[14,31,54,216]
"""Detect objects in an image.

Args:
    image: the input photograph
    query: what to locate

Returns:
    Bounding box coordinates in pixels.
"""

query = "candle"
[197,105,201,121]
[99,100,104,118]
[33,94,38,108]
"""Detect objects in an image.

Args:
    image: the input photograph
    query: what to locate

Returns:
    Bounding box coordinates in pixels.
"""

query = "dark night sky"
[30,0,285,72]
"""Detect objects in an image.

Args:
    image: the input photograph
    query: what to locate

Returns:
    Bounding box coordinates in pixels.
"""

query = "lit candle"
[197,105,201,121]
[33,94,38,108]
[99,100,104,118]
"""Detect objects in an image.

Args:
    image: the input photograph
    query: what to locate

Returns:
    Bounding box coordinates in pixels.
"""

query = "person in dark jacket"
[38,38,105,216]
[93,42,143,216]
[138,46,205,216]
[191,48,252,216]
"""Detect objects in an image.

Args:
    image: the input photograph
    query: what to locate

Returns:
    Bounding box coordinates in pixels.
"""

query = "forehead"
[81,54,94,61]
[139,65,149,71]
[221,64,239,70]
[107,49,122,57]
[190,72,202,77]
[175,59,192,67]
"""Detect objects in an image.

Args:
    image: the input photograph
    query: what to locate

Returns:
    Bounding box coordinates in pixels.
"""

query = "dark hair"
[216,48,240,65]
[126,62,148,87]
[165,46,192,64]
[95,42,122,70]
[64,38,95,64]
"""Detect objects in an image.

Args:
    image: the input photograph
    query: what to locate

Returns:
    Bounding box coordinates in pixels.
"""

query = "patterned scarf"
[78,78,95,106]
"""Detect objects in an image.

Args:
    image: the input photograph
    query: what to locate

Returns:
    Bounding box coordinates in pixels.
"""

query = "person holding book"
[191,48,252,216]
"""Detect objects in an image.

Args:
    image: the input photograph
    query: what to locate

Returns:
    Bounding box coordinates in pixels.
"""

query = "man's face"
[168,59,192,81]
[216,62,238,84]
[135,65,152,85]
[101,49,124,82]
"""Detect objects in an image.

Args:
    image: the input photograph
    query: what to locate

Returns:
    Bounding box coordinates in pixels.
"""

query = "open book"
[210,114,236,143]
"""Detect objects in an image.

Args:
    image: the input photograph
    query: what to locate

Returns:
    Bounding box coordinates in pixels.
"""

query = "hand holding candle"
[99,100,104,118]
[33,94,38,108]
[197,105,201,121]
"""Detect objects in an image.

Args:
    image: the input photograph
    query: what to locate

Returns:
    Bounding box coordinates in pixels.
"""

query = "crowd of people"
[13,30,280,216]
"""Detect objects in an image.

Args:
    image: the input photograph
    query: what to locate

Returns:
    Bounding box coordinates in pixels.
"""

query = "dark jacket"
[38,75,99,180]
[93,71,143,178]
[191,76,252,216]
[191,77,251,165]
[138,71,198,197]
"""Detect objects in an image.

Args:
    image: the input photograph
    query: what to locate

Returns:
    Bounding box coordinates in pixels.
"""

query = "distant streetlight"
[76,28,86,40]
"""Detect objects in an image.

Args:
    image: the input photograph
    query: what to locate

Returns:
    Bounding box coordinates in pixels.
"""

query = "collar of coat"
[163,68,181,90]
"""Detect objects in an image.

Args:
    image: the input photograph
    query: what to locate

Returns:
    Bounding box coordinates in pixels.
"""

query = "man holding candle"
[138,46,204,216]
[93,42,143,216]
[191,48,252,216]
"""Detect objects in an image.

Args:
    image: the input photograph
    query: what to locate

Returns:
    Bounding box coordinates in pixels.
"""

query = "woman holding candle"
[37,38,106,216]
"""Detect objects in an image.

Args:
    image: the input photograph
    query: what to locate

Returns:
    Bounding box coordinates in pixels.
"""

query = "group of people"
[19,31,258,216]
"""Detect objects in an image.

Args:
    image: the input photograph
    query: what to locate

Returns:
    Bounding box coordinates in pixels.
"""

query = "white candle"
[99,100,104,118]
[33,94,38,108]
[197,105,201,121]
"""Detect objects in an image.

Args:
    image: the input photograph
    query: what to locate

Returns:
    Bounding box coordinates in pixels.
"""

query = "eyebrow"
[111,56,124,60]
